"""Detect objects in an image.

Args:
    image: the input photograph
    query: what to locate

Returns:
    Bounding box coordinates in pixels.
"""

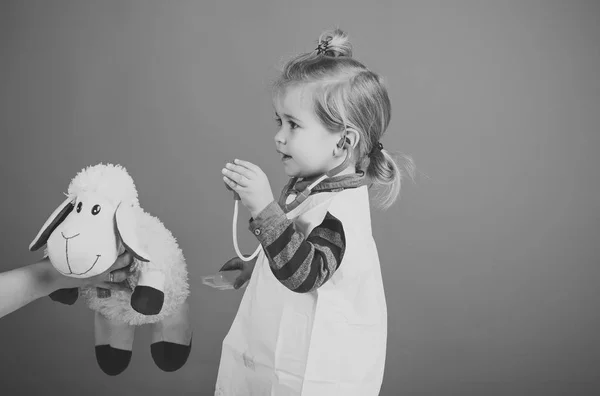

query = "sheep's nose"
[61,231,80,240]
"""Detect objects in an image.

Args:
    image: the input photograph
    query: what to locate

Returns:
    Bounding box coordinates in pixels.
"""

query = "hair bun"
[316,28,352,58]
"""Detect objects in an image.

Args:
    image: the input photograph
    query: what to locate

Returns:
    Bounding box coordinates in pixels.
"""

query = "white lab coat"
[215,185,387,396]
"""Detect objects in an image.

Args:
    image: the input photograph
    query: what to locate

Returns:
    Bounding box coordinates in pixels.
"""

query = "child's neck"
[335,165,357,177]
[299,165,357,182]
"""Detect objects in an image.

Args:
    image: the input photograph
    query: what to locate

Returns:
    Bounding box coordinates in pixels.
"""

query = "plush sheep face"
[47,192,120,278]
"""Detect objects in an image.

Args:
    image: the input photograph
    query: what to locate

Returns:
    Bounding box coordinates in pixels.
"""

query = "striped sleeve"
[249,201,346,293]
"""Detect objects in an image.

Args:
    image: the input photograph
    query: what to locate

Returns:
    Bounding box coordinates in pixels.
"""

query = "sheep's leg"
[150,301,192,372]
[48,287,79,305]
[94,312,136,376]
[131,268,165,315]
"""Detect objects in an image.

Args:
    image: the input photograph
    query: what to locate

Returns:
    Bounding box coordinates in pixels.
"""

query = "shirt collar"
[288,171,367,194]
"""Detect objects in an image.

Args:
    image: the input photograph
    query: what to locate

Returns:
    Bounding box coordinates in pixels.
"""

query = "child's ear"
[345,128,360,149]
[338,128,360,151]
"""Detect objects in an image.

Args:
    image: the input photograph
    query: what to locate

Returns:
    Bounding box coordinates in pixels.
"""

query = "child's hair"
[273,28,415,209]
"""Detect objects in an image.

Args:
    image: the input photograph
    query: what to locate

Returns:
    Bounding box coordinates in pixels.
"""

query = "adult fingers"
[107,267,132,283]
[219,257,243,272]
[108,251,134,271]
[98,282,131,292]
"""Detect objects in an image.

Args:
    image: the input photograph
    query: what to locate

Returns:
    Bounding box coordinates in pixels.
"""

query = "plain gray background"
[1,1,599,395]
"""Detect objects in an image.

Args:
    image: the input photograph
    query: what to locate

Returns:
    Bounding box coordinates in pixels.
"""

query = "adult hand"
[53,251,134,292]
[0,252,134,320]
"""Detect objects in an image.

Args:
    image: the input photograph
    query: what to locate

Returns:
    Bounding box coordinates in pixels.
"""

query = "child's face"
[273,85,342,179]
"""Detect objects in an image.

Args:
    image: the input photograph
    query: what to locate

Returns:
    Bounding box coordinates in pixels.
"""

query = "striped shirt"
[249,173,366,293]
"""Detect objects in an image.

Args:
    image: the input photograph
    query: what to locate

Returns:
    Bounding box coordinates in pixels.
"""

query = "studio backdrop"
[1,1,598,395]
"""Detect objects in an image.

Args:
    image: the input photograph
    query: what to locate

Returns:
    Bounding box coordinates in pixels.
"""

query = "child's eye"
[288,121,299,129]
[274,117,282,127]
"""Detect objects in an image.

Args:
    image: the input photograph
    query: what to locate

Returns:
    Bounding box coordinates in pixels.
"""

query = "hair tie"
[315,38,331,55]
[368,142,383,158]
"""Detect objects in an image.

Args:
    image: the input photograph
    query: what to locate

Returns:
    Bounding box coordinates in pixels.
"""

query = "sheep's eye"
[91,204,101,215]
[76,202,82,213]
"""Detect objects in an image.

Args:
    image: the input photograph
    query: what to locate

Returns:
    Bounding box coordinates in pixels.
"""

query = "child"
[217,28,414,396]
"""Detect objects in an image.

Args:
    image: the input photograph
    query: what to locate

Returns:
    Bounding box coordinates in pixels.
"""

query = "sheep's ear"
[115,202,150,262]
[29,196,75,251]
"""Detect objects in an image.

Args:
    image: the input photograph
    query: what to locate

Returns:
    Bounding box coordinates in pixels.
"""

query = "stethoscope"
[231,135,353,261]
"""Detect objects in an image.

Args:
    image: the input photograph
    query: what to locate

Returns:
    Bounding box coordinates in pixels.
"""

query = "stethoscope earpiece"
[336,135,351,149]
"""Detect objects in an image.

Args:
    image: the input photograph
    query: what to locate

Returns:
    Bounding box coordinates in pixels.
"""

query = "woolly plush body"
[81,205,189,325]
[30,163,193,375]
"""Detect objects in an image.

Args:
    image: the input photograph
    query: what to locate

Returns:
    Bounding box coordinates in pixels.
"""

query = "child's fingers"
[220,257,243,271]
[233,159,261,174]
[222,168,249,187]
[225,163,254,180]
[234,274,250,289]
[223,176,243,190]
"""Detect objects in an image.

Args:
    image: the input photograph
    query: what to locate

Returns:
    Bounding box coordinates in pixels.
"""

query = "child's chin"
[287,171,316,180]
[282,165,299,177]
[283,163,316,179]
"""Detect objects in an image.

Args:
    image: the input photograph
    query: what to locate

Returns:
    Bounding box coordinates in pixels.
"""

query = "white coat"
[215,185,387,395]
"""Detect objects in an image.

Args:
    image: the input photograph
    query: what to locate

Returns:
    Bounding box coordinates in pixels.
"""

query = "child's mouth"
[282,154,292,161]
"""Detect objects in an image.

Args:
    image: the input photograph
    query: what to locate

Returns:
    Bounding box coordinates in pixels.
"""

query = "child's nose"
[274,129,285,144]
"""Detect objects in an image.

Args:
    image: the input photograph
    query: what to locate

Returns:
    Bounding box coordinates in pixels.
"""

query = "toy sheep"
[29,163,192,376]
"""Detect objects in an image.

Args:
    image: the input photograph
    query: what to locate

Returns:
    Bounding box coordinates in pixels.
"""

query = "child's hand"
[222,159,275,218]
[219,256,257,289]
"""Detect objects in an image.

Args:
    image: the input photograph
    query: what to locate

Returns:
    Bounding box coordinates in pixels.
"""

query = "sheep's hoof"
[49,288,79,305]
[131,286,164,315]
[151,338,192,372]
[95,345,132,376]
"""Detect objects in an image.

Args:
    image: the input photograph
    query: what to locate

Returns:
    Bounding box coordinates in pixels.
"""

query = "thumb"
[233,274,249,290]
[108,251,133,272]
[220,257,243,272]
